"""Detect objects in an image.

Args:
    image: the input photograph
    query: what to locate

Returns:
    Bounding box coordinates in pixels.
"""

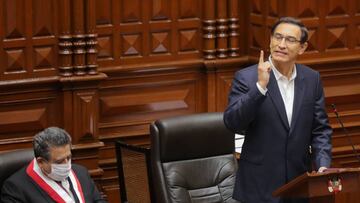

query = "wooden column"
[60,0,106,187]
[60,73,107,177]
[206,66,217,112]
[216,0,228,58]
[72,0,86,76]
[58,0,73,76]
[85,0,98,75]
[202,0,216,60]
[228,0,239,57]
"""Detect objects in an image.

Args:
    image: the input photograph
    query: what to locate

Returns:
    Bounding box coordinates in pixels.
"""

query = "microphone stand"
[331,104,360,164]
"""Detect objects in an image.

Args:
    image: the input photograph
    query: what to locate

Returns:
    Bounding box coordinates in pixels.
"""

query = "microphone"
[331,103,360,164]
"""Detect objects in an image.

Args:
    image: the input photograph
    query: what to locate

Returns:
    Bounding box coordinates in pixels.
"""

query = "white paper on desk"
[235,134,244,153]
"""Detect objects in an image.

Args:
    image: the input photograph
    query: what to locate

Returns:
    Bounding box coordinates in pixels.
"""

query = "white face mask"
[47,160,72,181]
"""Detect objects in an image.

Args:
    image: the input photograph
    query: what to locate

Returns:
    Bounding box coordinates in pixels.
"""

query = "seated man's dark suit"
[1,163,107,203]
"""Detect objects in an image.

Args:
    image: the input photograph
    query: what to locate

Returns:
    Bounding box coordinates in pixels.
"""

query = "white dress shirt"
[256,56,296,126]
[60,178,75,202]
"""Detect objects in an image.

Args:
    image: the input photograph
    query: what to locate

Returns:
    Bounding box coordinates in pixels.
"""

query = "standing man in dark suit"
[1,127,107,203]
[223,17,332,203]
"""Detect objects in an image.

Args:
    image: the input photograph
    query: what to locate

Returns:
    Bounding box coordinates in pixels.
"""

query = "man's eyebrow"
[54,155,71,162]
[274,32,297,38]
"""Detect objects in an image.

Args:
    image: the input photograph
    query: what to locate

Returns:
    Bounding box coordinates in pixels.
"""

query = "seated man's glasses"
[272,33,301,45]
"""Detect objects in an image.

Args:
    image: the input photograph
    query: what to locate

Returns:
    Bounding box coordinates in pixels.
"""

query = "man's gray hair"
[33,127,72,160]
[271,16,309,44]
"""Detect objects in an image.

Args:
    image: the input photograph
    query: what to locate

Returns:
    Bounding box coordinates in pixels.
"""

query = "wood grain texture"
[0,0,360,202]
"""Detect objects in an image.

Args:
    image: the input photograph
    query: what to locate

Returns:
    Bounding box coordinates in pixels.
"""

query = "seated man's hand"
[318,166,327,173]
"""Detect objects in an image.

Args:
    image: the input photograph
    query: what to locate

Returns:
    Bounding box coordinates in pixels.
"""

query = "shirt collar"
[268,55,297,81]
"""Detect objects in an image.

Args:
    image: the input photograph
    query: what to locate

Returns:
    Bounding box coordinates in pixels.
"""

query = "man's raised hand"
[257,50,271,89]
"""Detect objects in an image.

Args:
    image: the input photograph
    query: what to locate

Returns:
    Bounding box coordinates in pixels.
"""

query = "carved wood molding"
[58,0,99,77]
[202,0,240,60]
[248,0,360,68]
[228,0,240,57]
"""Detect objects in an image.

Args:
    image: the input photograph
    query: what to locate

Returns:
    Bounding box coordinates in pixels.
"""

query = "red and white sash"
[26,159,85,203]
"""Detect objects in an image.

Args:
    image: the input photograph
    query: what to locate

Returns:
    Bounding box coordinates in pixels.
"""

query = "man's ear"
[36,157,51,174]
[36,157,46,165]
[298,42,308,55]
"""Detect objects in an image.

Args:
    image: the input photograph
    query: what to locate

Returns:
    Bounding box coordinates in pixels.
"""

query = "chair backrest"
[150,112,239,203]
[0,148,34,189]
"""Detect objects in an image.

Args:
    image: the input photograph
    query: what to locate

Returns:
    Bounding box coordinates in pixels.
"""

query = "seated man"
[1,127,107,203]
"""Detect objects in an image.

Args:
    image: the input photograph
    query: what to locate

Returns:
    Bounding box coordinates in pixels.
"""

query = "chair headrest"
[151,112,235,162]
[0,149,34,188]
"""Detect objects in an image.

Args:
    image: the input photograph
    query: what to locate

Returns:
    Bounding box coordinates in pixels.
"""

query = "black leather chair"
[150,112,240,203]
[0,148,34,190]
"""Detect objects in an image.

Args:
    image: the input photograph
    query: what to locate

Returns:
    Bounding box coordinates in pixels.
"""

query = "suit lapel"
[29,179,56,203]
[290,64,305,134]
[267,71,290,130]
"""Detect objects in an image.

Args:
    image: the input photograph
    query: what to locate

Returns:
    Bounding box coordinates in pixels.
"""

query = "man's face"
[37,144,72,174]
[269,23,307,65]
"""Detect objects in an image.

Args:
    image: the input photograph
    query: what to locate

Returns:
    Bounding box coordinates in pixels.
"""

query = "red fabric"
[26,160,66,203]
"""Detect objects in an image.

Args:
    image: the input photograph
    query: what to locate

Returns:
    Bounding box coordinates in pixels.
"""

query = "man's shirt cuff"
[256,82,268,95]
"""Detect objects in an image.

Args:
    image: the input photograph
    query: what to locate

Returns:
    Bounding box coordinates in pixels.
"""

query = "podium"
[273,168,360,203]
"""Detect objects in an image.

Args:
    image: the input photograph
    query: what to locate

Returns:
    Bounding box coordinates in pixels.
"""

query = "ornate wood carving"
[72,38,87,76]
[216,70,236,110]
[228,0,240,57]
[73,91,98,143]
[99,70,204,131]
[58,36,73,76]
[85,0,98,75]
[95,0,201,70]
[203,0,241,60]
[202,0,216,59]
[216,0,228,59]
[0,82,62,151]
[0,0,58,81]
[248,0,360,63]
[59,0,73,77]
[72,0,87,76]
[60,73,107,173]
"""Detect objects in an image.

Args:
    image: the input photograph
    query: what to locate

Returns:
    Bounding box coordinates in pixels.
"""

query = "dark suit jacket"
[1,163,107,203]
[224,64,332,203]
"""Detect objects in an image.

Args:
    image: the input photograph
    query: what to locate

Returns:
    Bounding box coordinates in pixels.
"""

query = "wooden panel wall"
[94,1,247,201]
[0,0,360,202]
[0,0,107,194]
